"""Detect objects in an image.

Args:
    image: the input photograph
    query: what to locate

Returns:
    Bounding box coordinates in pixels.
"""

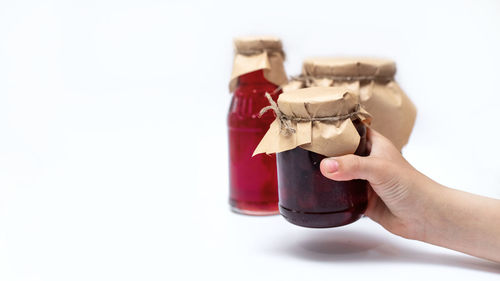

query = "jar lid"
[233,36,284,57]
[302,57,396,79]
[229,36,287,92]
[278,86,360,118]
[253,87,371,157]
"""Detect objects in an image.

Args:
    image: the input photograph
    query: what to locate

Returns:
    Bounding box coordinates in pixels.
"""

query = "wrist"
[407,174,446,242]
[416,183,477,254]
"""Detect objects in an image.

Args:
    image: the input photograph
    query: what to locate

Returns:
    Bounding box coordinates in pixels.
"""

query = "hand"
[319,128,441,241]
[320,128,500,263]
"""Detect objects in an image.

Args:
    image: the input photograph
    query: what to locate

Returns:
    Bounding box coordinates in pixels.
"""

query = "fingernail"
[323,159,339,173]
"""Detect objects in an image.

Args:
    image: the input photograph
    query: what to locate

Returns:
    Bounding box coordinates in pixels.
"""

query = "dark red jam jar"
[276,120,369,228]
[227,37,287,215]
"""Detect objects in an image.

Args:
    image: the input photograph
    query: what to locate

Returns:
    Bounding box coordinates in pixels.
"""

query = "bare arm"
[320,129,500,262]
[424,185,500,262]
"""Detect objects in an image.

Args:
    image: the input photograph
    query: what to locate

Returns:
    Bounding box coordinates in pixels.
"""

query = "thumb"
[320,154,390,185]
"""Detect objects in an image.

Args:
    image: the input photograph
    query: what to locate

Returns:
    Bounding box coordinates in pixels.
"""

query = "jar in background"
[228,36,287,215]
[254,87,371,227]
[284,57,416,150]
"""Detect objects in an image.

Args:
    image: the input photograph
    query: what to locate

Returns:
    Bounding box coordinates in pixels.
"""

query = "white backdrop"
[1,0,500,280]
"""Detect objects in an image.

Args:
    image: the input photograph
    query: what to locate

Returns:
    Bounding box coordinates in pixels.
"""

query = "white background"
[1,0,500,280]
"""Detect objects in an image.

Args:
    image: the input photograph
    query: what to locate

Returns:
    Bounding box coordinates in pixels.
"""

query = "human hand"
[320,128,500,262]
[319,128,441,241]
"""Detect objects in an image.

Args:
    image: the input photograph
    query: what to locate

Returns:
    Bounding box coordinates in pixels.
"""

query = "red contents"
[228,70,281,215]
[277,120,369,227]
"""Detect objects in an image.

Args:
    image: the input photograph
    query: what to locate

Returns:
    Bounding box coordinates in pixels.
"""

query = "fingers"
[367,127,385,143]
[367,128,396,153]
[366,128,409,165]
[365,187,388,223]
[320,154,385,183]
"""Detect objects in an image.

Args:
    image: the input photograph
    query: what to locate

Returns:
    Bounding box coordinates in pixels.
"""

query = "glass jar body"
[276,121,369,227]
[228,70,281,215]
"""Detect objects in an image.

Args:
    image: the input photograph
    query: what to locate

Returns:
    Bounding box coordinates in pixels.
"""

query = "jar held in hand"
[254,87,371,227]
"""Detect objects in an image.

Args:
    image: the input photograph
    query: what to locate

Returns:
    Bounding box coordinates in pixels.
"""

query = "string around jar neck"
[235,48,285,58]
[290,74,393,87]
[259,93,365,136]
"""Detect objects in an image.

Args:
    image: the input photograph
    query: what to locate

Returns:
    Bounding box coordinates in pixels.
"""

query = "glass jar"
[228,70,281,215]
[277,119,369,228]
[227,36,287,215]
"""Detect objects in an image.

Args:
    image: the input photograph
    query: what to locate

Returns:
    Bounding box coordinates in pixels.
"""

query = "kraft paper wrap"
[229,36,288,93]
[253,87,371,157]
[283,57,417,150]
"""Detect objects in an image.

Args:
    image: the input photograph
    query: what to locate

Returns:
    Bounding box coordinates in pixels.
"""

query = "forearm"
[422,184,500,262]
[322,129,500,262]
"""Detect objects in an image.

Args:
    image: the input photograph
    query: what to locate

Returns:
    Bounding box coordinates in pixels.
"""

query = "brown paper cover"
[229,36,288,92]
[253,87,370,157]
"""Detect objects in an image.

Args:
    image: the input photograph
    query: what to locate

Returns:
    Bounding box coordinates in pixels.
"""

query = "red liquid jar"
[276,120,369,227]
[228,70,281,215]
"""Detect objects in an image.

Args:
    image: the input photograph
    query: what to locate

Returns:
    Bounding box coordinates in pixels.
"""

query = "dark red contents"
[228,70,280,215]
[277,120,369,227]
